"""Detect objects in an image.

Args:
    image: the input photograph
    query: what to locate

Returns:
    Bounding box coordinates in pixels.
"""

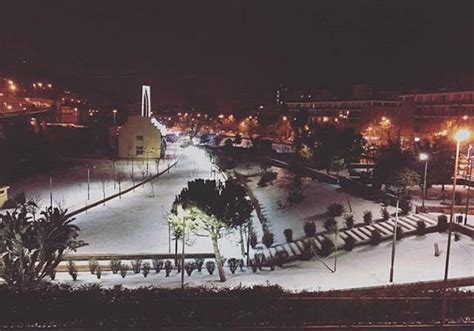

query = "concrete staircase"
[254,213,438,262]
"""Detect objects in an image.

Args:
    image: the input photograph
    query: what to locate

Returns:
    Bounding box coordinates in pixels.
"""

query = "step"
[377,221,395,233]
[309,237,322,250]
[372,223,392,236]
[358,227,373,237]
[339,232,349,240]
[413,214,437,226]
[400,216,418,228]
[275,246,285,254]
[282,243,295,257]
[396,218,417,231]
[345,231,361,242]
[289,242,302,255]
[296,240,306,253]
[351,228,370,241]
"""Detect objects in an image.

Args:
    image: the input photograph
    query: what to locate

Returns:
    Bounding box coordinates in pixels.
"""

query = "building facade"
[117,116,162,159]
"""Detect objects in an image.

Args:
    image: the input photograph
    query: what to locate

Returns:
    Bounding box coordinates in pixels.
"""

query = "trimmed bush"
[396,225,404,240]
[119,264,128,278]
[185,262,196,276]
[49,270,56,281]
[228,258,238,274]
[67,261,78,281]
[205,261,215,275]
[399,196,411,215]
[304,221,316,237]
[370,229,382,245]
[324,218,337,231]
[142,262,151,278]
[110,259,121,274]
[343,236,356,251]
[194,258,204,272]
[258,171,277,187]
[283,229,293,243]
[381,207,390,221]
[152,259,163,273]
[299,241,314,260]
[344,214,354,229]
[262,230,274,248]
[249,259,258,272]
[250,228,258,248]
[96,266,102,279]
[273,250,288,267]
[437,214,448,232]
[319,238,335,257]
[327,203,345,217]
[363,210,372,225]
[416,220,426,236]
[89,258,99,275]
[131,259,142,274]
[164,260,173,277]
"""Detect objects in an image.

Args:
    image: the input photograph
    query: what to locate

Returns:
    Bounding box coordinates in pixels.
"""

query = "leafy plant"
[205,261,215,275]
[370,229,382,245]
[110,259,121,274]
[283,229,293,243]
[152,259,163,273]
[399,196,411,215]
[363,210,373,225]
[131,259,142,274]
[119,264,128,278]
[194,258,204,272]
[327,203,344,217]
[304,221,316,237]
[343,236,356,251]
[262,230,274,248]
[319,237,335,257]
[68,261,78,281]
[416,220,426,236]
[257,171,277,187]
[344,214,354,229]
[164,260,173,277]
[185,262,196,276]
[89,258,99,275]
[142,262,151,278]
[381,207,390,221]
[437,214,448,232]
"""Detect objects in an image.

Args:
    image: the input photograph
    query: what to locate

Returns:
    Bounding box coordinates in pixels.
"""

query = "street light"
[441,128,470,325]
[419,153,429,211]
[112,109,118,126]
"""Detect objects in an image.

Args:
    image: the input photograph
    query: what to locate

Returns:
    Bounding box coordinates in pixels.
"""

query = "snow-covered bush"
[250,228,258,248]
[194,258,204,272]
[343,236,356,251]
[205,261,215,275]
[363,210,373,225]
[68,261,78,281]
[119,264,128,278]
[299,241,314,260]
[96,266,102,279]
[142,262,151,278]
[399,196,411,215]
[327,203,344,217]
[324,218,337,231]
[319,238,335,257]
[175,260,182,274]
[283,229,293,243]
[257,171,277,187]
[273,250,288,267]
[249,259,258,272]
[304,221,316,237]
[437,215,448,232]
[49,270,56,281]
[164,260,173,277]
[416,220,426,236]
[227,258,238,274]
[344,214,354,229]
[89,258,99,275]
[370,229,382,245]
[110,259,121,274]
[185,262,196,276]
[152,259,163,273]
[262,230,274,248]
[131,259,142,274]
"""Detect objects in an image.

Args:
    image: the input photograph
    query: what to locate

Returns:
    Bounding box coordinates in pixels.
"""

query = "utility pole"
[464,156,473,225]
[389,197,399,283]
[181,216,186,289]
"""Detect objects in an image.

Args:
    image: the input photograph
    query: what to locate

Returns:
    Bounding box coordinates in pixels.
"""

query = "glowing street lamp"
[419,153,429,210]
[112,109,117,126]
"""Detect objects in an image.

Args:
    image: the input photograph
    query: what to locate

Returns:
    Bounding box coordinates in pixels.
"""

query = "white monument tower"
[141,85,151,117]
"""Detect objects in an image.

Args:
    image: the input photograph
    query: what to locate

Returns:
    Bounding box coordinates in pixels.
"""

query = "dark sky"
[0,1,473,112]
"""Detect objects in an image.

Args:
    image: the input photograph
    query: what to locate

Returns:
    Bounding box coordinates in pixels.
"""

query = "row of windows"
[401,93,474,104]
[288,101,399,109]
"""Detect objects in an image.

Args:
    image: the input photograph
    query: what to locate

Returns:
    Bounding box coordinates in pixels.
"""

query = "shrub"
[250,228,258,248]
[454,192,462,205]
[363,210,372,225]
[194,258,204,272]
[89,258,99,275]
[142,262,151,278]
[131,259,142,274]
[283,229,293,243]
[152,259,163,273]
[205,261,215,275]
[299,241,313,260]
[343,236,356,251]
[164,260,173,277]
[304,221,316,237]
[249,259,258,272]
[344,214,354,229]
[381,207,390,221]
[238,259,244,271]
[437,214,448,232]
[257,171,277,187]
[175,260,182,274]
[273,250,288,267]
[185,262,196,276]
[399,196,411,215]
[327,203,345,217]
[254,253,265,270]
[228,258,238,274]
[262,230,274,248]
[370,229,382,245]
[49,270,56,281]
[416,220,426,236]
[396,225,404,240]
[119,264,128,278]
[67,261,78,281]
[96,266,102,279]
[110,259,121,274]
[319,238,335,257]
[324,218,337,231]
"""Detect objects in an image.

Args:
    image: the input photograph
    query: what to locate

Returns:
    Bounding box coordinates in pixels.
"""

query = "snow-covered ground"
[237,164,396,244]
[53,232,474,291]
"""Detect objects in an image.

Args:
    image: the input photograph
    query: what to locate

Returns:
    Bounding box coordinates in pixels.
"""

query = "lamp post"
[389,194,400,283]
[419,153,429,211]
[464,145,473,225]
[441,128,470,325]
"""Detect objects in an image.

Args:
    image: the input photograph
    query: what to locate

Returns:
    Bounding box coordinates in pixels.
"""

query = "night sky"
[0,1,473,112]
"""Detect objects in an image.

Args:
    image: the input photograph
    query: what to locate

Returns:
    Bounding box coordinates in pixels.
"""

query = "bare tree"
[99,176,108,206]
[116,172,125,198]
